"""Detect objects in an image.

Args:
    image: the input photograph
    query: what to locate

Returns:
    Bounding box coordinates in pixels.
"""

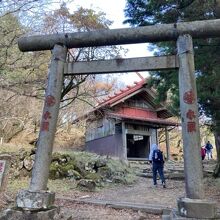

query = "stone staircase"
[129,159,215,180]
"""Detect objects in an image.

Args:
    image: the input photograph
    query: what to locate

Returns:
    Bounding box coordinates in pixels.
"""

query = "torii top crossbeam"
[18,19,220,52]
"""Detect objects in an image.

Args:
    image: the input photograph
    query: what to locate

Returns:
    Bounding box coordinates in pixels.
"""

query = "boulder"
[77,179,96,191]
[23,156,34,171]
[85,172,102,183]
[67,170,81,180]
[95,157,107,168]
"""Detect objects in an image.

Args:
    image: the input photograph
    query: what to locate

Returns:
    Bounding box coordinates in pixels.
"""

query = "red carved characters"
[183,90,197,133]
[183,90,195,104]
[43,111,51,120]
[187,121,196,133]
[46,95,56,107]
[42,111,52,131]
[41,95,55,132]
[41,121,49,132]
[186,109,196,120]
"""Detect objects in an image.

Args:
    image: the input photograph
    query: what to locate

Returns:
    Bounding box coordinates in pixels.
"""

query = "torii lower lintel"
[64,55,178,75]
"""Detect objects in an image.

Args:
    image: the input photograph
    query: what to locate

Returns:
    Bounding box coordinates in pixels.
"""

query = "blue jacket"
[149,144,158,161]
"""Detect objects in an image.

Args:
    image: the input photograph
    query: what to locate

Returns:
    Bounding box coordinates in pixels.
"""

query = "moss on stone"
[77,179,96,192]
[49,163,61,180]
[68,170,82,180]
[85,172,102,183]
[12,150,136,187]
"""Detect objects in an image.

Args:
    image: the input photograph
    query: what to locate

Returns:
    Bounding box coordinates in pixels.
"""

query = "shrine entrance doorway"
[126,134,150,159]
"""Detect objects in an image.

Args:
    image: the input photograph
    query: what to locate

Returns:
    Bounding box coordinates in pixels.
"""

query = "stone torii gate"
[14,19,220,219]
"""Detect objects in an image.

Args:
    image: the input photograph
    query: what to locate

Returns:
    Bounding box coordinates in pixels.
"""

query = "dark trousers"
[152,162,165,185]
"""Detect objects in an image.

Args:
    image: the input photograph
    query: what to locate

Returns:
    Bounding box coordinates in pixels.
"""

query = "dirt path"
[55,177,185,219]
[54,174,220,219]
[85,177,185,208]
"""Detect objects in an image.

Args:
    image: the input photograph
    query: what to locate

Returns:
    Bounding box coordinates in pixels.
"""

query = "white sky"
[69,0,153,85]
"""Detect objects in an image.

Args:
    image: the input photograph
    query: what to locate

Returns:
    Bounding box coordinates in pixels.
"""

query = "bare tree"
[0,1,126,144]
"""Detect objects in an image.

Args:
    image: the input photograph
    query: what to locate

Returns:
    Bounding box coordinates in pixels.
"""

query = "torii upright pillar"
[16,44,67,210]
[176,34,216,219]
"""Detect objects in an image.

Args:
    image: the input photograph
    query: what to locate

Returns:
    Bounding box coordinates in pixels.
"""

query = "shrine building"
[84,77,178,160]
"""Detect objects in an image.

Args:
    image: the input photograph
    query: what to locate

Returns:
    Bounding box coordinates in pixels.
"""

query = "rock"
[0,207,60,220]
[9,150,136,188]
[95,157,107,168]
[10,157,24,171]
[113,175,125,184]
[51,153,71,164]
[74,161,87,176]
[49,160,77,179]
[85,161,95,173]
[97,166,113,179]
[60,157,67,164]
[30,148,36,155]
[49,163,61,180]
[29,138,38,145]
[16,190,55,210]
[17,148,28,160]
[18,161,24,170]
[51,152,62,163]
[23,156,34,171]
[77,179,96,191]
[30,154,35,160]
[85,173,101,183]
[67,170,81,180]
[59,164,74,177]
[19,169,30,177]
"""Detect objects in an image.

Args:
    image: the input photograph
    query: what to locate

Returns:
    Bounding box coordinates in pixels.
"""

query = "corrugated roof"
[107,112,178,127]
[95,77,172,118]
[74,75,174,123]
[97,78,147,108]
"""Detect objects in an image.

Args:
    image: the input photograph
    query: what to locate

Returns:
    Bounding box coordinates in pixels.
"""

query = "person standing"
[149,144,166,188]
[205,141,213,160]
[201,146,206,161]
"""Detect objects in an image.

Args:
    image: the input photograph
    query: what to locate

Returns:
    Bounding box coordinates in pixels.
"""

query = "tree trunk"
[213,131,220,177]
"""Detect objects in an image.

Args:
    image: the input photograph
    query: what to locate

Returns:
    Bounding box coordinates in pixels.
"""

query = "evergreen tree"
[124,0,220,176]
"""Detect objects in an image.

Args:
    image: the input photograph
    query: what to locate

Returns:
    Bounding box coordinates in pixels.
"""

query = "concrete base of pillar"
[0,207,61,220]
[16,189,55,210]
[162,209,220,220]
[177,197,217,219]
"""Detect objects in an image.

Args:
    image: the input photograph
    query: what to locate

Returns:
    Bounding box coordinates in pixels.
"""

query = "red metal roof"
[107,112,178,126]
[74,75,176,125]
[97,78,147,108]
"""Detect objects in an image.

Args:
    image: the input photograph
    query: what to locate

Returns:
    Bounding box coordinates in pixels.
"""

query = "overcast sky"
[70,0,152,84]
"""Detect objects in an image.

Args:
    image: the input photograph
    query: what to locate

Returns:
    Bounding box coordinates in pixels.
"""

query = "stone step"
[56,196,172,215]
